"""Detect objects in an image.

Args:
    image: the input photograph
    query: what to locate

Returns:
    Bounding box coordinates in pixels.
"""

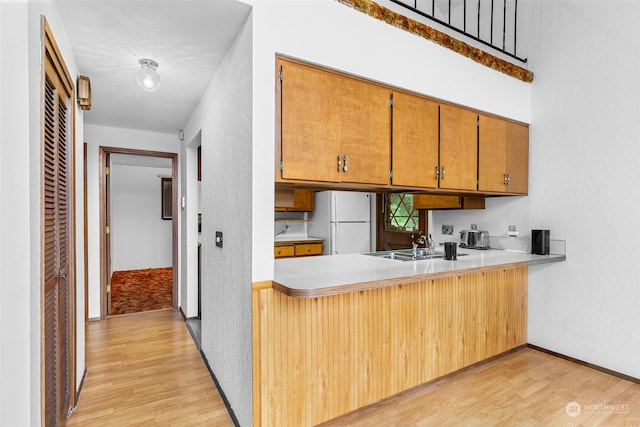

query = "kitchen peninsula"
[252,249,565,426]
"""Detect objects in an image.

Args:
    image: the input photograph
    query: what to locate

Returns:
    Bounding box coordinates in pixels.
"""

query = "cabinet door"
[274,245,295,258]
[280,61,341,182]
[505,121,529,194]
[274,189,315,212]
[440,105,478,191]
[414,194,461,209]
[340,78,391,185]
[391,92,439,188]
[478,115,529,194]
[478,114,506,192]
[294,242,323,257]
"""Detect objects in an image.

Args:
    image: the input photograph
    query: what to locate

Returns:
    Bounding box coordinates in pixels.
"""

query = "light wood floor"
[67,309,639,427]
[321,347,640,426]
[66,309,235,426]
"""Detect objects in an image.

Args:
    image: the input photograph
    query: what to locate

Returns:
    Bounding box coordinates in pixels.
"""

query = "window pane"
[385,194,419,232]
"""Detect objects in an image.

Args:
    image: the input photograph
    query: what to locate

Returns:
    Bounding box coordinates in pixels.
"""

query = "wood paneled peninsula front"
[252,250,565,426]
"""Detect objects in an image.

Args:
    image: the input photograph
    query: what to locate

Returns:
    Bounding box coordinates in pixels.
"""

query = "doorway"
[98,146,178,319]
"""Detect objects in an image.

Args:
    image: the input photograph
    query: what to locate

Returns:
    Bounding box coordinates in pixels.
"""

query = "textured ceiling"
[56,0,252,134]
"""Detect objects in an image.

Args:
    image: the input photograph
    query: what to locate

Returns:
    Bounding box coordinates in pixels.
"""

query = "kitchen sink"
[365,248,468,261]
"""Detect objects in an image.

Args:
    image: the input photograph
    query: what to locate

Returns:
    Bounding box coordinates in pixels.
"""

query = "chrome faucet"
[411,230,426,258]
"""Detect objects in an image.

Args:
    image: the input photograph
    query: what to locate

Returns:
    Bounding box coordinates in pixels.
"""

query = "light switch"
[215,231,223,248]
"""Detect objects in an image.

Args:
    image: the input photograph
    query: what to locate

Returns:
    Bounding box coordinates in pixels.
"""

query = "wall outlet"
[508,225,517,231]
[442,225,454,235]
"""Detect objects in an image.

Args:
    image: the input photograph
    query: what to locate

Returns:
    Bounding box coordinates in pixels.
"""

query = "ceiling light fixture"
[136,58,161,92]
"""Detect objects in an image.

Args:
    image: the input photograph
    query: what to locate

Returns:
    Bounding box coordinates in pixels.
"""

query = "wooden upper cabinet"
[505,121,529,194]
[280,61,342,182]
[276,56,528,197]
[275,189,315,212]
[478,114,529,194]
[340,78,391,185]
[278,58,391,185]
[439,105,478,191]
[391,91,439,188]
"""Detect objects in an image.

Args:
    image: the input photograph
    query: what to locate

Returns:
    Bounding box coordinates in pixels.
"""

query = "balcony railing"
[390,0,527,62]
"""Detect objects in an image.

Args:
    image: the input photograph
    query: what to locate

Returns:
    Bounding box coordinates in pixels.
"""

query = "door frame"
[98,146,179,319]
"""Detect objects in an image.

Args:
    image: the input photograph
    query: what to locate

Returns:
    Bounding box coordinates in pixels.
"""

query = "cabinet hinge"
[279,160,283,172]
[389,170,393,179]
[105,225,110,235]
[477,117,480,126]
[105,167,110,175]
[389,97,393,107]
[279,70,283,82]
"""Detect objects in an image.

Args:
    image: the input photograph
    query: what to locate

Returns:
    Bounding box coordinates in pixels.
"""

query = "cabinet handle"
[337,154,342,172]
[441,166,446,180]
[343,155,349,172]
[435,166,440,180]
[504,172,510,185]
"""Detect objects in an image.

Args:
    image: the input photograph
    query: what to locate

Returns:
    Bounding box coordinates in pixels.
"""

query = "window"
[384,193,419,232]
[376,193,427,251]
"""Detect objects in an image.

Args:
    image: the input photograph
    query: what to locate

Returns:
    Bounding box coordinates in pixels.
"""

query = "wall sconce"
[136,58,161,92]
[77,75,91,110]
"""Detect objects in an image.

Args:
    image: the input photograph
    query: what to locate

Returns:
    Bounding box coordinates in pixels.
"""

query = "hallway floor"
[66,309,234,426]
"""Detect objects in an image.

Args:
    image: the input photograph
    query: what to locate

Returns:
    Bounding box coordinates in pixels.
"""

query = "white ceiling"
[56,0,252,135]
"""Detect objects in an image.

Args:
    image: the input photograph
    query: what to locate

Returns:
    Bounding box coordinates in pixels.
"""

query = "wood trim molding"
[98,146,179,318]
[252,281,274,291]
[335,0,534,83]
[526,344,640,385]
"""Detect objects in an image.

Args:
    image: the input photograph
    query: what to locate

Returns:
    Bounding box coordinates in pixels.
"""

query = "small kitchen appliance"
[531,229,550,255]
[444,242,457,260]
[459,229,490,249]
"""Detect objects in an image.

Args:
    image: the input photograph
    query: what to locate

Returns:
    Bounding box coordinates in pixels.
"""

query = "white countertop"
[273,249,565,297]
[274,235,323,243]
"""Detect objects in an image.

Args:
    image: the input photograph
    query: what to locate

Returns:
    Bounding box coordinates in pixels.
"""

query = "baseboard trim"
[526,344,640,384]
[68,368,87,418]
[199,349,241,427]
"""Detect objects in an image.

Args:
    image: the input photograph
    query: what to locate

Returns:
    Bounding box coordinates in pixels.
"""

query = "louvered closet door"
[43,41,73,426]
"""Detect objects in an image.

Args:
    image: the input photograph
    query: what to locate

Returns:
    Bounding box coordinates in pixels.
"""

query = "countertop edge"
[273,261,534,298]
[527,254,566,266]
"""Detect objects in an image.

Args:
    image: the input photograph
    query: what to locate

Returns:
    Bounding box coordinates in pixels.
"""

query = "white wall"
[0,0,85,424]
[526,1,640,378]
[431,196,530,247]
[84,124,179,319]
[110,164,172,271]
[181,11,253,426]
[0,3,31,424]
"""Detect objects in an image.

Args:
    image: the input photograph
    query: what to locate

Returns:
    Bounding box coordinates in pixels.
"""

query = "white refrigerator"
[308,191,372,255]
